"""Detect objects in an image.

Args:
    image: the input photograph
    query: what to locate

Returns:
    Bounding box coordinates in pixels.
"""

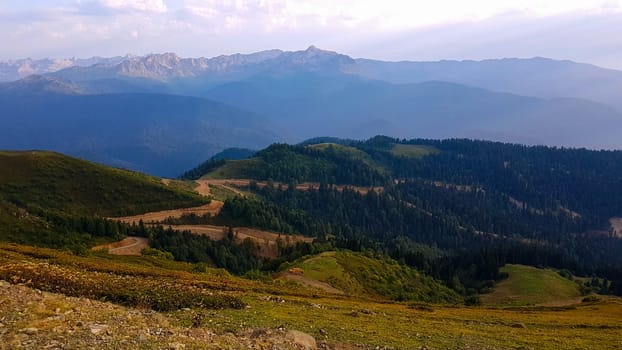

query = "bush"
[141,247,174,260]
[464,295,481,306]
[0,261,245,311]
[243,269,272,282]
[581,295,601,303]
[558,269,573,280]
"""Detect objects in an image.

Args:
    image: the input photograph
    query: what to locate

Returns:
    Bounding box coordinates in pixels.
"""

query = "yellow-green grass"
[295,251,365,295]
[208,184,254,201]
[202,158,263,179]
[0,243,316,298]
[481,264,582,306]
[286,251,461,303]
[307,143,387,173]
[165,179,200,193]
[0,150,206,217]
[2,243,622,349]
[391,144,440,158]
[207,293,622,350]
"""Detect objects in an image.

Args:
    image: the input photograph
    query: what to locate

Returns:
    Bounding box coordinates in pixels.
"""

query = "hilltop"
[0,151,205,216]
[0,151,206,249]
[481,264,582,306]
[279,251,461,303]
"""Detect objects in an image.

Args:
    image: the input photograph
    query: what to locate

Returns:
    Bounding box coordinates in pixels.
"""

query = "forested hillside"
[180,136,622,295]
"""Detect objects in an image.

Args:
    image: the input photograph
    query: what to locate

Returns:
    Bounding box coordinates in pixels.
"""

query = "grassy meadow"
[2,243,621,349]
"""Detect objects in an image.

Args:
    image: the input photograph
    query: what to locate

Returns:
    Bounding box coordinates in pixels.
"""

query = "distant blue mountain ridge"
[1,46,621,175]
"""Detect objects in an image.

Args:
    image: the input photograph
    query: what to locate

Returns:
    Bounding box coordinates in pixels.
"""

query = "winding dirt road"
[113,201,223,225]
[92,237,149,256]
[168,224,313,259]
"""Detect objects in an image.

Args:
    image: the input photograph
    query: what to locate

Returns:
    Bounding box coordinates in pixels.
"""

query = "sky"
[1,0,622,69]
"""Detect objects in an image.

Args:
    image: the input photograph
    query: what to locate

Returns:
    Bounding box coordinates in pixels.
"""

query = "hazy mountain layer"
[2,46,622,176]
[204,72,622,148]
[4,47,621,113]
[351,57,622,111]
[0,90,280,176]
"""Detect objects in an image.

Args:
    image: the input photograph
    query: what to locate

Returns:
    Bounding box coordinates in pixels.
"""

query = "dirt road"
[113,201,223,224]
[167,224,313,258]
[202,178,382,195]
[194,180,212,196]
[92,237,149,256]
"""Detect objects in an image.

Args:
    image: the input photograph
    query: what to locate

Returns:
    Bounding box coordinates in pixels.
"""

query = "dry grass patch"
[168,224,313,259]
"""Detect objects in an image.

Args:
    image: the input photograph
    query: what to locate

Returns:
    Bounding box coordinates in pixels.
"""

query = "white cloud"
[99,0,168,13]
[1,0,621,69]
[184,5,217,19]
[172,0,622,38]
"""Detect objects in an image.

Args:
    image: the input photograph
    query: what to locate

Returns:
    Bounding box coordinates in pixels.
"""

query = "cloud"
[0,0,621,70]
[176,0,622,32]
[75,0,168,15]
[348,11,622,68]
[99,0,167,13]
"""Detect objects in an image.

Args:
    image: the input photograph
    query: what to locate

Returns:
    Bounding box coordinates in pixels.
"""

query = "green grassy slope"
[202,158,264,179]
[481,264,582,306]
[202,144,353,180]
[391,143,440,158]
[0,151,206,217]
[191,139,441,184]
[287,251,461,303]
[307,143,387,173]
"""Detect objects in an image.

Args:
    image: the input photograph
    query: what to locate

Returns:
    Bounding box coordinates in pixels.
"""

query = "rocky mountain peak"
[142,52,182,67]
[279,46,355,71]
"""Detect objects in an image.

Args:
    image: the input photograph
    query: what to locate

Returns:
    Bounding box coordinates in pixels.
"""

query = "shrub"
[0,261,244,311]
[141,247,174,260]
[581,295,601,303]
[464,295,481,306]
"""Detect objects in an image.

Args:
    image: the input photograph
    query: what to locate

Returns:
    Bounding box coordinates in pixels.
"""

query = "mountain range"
[0,79,278,176]
[1,46,622,175]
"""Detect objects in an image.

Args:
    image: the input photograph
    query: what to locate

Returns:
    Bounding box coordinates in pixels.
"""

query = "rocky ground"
[0,280,334,350]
